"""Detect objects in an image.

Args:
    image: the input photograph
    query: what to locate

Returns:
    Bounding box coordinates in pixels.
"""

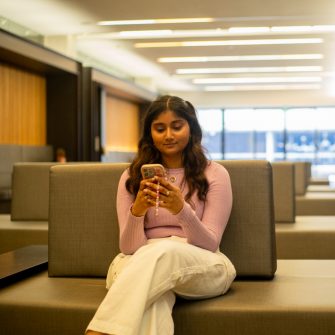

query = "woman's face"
[151,110,190,162]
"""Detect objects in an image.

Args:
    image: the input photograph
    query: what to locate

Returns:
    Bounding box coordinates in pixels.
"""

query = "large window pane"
[285,108,316,162]
[224,109,254,159]
[315,108,335,165]
[224,109,284,161]
[197,109,223,159]
[254,109,285,161]
[314,108,335,177]
[198,105,335,179]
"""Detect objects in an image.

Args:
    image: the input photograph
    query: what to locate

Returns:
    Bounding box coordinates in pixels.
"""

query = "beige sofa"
[293,161,335,215]
[272,162,335,259]
[0,163,56,253]
[1,161,335,334]
[0,144,53,214]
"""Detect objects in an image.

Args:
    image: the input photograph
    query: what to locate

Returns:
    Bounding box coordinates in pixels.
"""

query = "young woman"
[86,95,236,335]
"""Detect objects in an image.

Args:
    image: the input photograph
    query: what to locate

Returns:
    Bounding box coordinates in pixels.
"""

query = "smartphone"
[141,164,166,179]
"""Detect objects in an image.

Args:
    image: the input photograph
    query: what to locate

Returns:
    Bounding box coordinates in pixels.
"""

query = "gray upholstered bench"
[292,161,335,215]
[0,163,56,253]
[0,144,53,214]
[272,162,335,259]
[1,161,335,334]
[296,192,335,215]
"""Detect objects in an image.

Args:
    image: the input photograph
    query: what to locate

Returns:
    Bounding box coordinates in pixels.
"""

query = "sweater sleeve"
[175,163,233,252]
[116,170,148,254]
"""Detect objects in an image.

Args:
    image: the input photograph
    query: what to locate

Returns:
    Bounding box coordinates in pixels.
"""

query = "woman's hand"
[131,178,156,217]
[134,176,184,215]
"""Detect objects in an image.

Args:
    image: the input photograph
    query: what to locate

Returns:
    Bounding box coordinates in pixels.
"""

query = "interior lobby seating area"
[1,1,335,334]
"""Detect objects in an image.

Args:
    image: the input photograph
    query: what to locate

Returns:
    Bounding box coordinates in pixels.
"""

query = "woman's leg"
[138,290,175,335]
[86,238,235,335]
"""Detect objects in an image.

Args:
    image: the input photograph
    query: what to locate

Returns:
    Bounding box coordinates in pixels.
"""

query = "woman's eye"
[173,124,183,131]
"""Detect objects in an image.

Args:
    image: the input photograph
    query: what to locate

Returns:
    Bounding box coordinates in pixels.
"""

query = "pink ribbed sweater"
[116,161,232,254]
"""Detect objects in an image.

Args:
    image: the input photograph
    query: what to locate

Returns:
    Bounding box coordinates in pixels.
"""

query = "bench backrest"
[48,160,276,278]
[0,144,53,193]
[11,162,59,221]
[294,161,309,195]
[271,162,296,223]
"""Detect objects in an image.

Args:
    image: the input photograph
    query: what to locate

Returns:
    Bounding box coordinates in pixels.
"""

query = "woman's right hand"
[131,178,156,217]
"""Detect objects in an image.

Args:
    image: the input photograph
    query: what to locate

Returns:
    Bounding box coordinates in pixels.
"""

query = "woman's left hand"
[143,176,184,215]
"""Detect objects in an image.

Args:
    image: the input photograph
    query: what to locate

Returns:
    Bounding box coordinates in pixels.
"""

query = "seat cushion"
[0,260,334,335]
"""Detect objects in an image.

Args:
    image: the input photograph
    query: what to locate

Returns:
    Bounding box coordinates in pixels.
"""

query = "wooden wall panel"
[105,95,139,151]
[0,63,46,145]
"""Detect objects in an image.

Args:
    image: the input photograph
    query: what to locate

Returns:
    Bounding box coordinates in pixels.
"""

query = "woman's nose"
[165,127,173,138]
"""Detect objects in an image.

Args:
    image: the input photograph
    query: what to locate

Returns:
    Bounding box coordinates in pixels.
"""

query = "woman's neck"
[162,156,183,169]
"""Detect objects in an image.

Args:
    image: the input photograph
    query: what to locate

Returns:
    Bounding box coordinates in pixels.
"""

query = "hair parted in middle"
[126,95,209,202]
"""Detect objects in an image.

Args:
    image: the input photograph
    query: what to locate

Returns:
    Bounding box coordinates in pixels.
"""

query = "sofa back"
[294,161,309,195]
[48,160,276,278]
[0,144,53,194]
[11,162,60,221]
[271,162,296,223]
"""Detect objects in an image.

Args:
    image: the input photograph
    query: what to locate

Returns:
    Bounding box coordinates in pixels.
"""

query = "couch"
[1,161,335,334]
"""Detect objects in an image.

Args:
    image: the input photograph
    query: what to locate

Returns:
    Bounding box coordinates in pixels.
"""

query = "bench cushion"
[276,216,335,259]
[0,215,48,253]
[1,260,334,335]
[296,192,335,215]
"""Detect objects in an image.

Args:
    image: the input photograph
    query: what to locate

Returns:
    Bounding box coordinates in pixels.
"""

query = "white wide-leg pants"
[86,237,236,335]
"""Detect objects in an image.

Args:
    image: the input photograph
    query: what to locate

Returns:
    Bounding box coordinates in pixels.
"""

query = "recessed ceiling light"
[92,24,335,40]
[158,54,324,63]
[97,18,214,26]
[176,66,323,74]
[271,25,335,33]
[204,84,321,91]
[135,38,322,48]
[119,30,173,37]
[193,77,322,84]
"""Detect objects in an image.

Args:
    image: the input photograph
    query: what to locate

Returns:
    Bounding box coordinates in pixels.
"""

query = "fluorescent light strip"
[194,77,322,84]
[102,25,335,39]
[204,84,321,91]
[271,25,335,33]
[135,38,322,48]
[158,54,324,63]
[229,25,335,34]
[176,66,323,74]
[97,18,214,26]
[120,30,173,37]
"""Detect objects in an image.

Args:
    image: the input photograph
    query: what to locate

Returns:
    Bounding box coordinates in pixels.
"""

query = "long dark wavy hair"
[126,95,209,202]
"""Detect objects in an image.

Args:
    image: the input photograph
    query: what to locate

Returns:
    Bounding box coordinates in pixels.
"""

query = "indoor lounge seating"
[0,144,53,214]
[0,162,55,253]
[1,161,335,334]
[272,162,335,259]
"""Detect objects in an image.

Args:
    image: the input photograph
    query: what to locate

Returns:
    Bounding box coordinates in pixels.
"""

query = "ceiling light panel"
[176,66,323,74]
[95,25,335,40]
[204,84,322,91]
[135,38,323,48]
[193,76,322,84]
[158,54,324,63]
[97,18,214,26]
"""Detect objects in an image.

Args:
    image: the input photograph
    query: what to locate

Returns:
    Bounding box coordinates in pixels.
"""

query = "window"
[224,108,285,161]
[197,109,223,159]
[198,106,335,178]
